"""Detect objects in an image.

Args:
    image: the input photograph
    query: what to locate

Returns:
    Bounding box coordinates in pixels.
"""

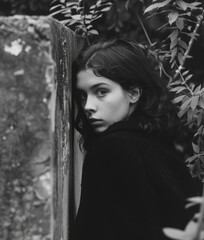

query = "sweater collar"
[95,118,169,141]
[95,120,144,137]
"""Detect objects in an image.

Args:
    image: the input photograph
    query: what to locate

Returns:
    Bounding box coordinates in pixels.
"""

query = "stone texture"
[0,15,84,240]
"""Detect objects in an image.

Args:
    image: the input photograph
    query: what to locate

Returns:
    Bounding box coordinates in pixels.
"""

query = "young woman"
[72,39,198,240]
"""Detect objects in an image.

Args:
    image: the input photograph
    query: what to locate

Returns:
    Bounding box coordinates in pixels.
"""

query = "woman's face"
[76,69,138,133]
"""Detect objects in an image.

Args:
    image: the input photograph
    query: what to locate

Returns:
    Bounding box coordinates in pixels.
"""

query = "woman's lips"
[89,118,103,126]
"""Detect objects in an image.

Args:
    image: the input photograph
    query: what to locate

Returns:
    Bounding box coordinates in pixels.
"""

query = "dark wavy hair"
[73,39,181,151]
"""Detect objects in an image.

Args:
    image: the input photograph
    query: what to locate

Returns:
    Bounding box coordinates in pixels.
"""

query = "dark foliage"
[0,0,51,16]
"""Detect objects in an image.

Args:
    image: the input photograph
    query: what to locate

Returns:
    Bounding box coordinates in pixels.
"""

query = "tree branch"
[136,11,153,47]
[174,10,204,79]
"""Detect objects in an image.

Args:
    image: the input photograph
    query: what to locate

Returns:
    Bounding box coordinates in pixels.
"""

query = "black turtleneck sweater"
[72,121,198,240]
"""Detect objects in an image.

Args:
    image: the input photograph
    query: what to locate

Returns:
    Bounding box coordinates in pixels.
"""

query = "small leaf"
[177,0,188,10]
[186,201,201,208]
[144,0,171,13]
[193,85,201,94]
[163,228,184,240]
[49,9,68,17]
[49,4,63,11]
[191,2,202,7]
[171,80,182,86]
[170,86,186,93]
[190,95,199,111]
[170,47,178,62]
[173,95,185,104]
[170,39,178,49]
[187,108,195,122]
[180,97,192,110]
[198,125,204,134]
[179,40,188,50]
[169,30,179,41]
[185,55,193,59]
[178,105,188,117]
[184,32,194,38]
[179,47,185,54]
[178,52,183,65]
[186,155,198,164]
[184,220,197,239]
[185,74,193,81]
[85,14,92,20]
[65,2,78,8]
[199,95,204,109]
[86,24,94,30]
[144,3,160,13]
[197,112,203,125]
[182,70,189,76]
[98,7,112,12]
[72,14,81,20]
[62,19,81,27]
[92,15,103,21]
[168,11,179,25]
[187,2,202,9]
[88,29,99,35]
[96,0,102,6]
[200,88,204,94]
[171,60,176,68]
[192,142,199,154]
[176,18,184,30]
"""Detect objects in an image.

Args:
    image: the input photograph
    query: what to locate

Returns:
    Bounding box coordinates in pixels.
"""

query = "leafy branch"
[144,0,204,180]
[174,9,204,79]
[50,0,113,42]
[144,2,204,239]
[145,0,203,77]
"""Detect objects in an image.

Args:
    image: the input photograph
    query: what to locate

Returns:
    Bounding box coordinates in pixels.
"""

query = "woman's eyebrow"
[90,83,110,90]
[76,82,110,91]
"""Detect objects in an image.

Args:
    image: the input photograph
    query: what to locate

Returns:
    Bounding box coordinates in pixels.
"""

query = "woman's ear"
[129,87,141,103]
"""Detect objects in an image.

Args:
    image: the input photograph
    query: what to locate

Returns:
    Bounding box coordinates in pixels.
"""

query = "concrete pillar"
[0,15,84,240]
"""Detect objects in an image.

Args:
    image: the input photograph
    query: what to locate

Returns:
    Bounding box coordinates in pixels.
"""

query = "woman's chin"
[93,125,108,133]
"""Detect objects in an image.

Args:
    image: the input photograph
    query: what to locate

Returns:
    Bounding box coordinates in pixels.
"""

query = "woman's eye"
[96,89,108,97]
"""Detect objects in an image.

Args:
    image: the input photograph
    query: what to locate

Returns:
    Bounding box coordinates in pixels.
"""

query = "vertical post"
[50,19,85,240]
[0,15,85,240]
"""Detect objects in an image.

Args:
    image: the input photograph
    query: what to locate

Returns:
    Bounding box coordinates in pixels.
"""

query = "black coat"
[72,120,198,240]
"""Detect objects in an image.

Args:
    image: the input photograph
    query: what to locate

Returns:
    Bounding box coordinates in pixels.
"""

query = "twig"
[160,64,172,80]
[136,12,153,47]
[177,70,193,96]
[174,10,204,79]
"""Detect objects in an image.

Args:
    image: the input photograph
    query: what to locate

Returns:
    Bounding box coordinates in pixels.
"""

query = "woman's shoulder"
[85,130,150,180]
[87,129,154,166]
[94,126,169,152]
[94,129,147,151]
[90,127,184,170]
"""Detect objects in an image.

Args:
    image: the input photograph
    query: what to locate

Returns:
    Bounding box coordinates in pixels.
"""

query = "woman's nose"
[84,95,96,114]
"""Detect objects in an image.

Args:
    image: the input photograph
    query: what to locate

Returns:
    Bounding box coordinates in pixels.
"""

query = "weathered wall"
[0,16,84,240]
[50,16,84,240]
